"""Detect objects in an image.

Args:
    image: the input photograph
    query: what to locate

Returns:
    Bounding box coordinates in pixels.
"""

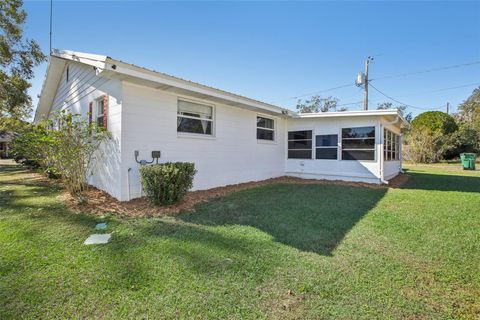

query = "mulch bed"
[63,174,409,217]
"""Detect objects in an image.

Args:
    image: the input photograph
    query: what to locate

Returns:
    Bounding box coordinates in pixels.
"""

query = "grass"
[0,160,479,319]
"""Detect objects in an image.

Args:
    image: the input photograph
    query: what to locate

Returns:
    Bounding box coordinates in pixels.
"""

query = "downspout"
[380,116,401,184]
[126,167,131,201]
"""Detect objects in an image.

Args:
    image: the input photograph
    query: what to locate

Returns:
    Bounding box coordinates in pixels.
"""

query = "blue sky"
[24,1,480,117]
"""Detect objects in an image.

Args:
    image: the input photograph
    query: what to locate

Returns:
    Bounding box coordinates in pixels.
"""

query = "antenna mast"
[49,0,53,53]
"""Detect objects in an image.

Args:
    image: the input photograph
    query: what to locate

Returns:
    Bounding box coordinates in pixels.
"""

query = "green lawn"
[1,160,479,319]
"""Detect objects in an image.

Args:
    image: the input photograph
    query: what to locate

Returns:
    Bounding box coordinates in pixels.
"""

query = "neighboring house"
[0,132,17,158]
[35,50,408,201]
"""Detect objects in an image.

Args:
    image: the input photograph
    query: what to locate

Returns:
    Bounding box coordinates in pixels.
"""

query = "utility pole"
[363,56,374,110]
[446,102,449,114]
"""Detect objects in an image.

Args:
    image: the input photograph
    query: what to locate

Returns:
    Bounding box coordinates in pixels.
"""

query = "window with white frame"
[177,99,213,135]
[96,98,105,127]
[288,130,312,159]
[384,128,400,161]
[316,134,338,159]
[341,126,376,160]
[257,116,275,141]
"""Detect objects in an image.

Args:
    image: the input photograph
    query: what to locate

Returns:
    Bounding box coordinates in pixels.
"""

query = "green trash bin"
[460,153,476,170]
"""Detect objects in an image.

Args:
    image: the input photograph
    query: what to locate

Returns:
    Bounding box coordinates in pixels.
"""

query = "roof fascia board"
[34,56,66,122]
[105,58,292,116]
[295,109,410,127]
[51,49,108,69]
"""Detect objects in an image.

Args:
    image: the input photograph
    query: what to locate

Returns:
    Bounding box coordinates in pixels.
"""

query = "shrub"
[11,111,108,198]
[403,129,444,163]
[140,162,197,205]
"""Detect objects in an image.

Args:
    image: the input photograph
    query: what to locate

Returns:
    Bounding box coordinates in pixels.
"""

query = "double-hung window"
[288,130,312,159]
[177,99,214,135]
[341,126,376,160]
[384,129,400,161]
[96,98,105,127]
[257,116,275,141]
[316,134,338,159]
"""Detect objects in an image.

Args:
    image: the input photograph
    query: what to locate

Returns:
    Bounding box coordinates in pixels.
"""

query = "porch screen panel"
[341,126,375,160]
[288,130,312,159]
[315,134,338,159]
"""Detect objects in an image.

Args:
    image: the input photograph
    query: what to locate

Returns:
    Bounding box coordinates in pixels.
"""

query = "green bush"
[11,111,108,197]
[140,162,197,205]
[411,111,458,135]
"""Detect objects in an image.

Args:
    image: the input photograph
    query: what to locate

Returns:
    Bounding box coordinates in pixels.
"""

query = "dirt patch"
[63,174,409,217]
[387,173,409,188]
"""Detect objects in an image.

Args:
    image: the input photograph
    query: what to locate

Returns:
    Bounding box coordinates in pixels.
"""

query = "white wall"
[50,61,123,199]
[285,116,383,184]
[120,82,286,201]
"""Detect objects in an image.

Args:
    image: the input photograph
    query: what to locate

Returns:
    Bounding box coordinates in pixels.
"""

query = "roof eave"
[104,57,294,117]
[294,109,410,126]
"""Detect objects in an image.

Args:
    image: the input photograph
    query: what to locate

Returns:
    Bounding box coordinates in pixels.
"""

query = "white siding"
[121,82,286,201]
[285,116,382,184]
[50,62,124,199]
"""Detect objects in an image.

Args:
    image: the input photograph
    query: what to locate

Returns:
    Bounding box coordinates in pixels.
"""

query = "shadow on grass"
[178,183,387,256]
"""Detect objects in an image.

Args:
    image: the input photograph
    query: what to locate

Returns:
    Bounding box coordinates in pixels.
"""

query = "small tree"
[10,123,56,171]
[457,86,480,132]
[404,111,460,162]
[12,111,109,198]
[49,112,109,196]
[403,129,444,163]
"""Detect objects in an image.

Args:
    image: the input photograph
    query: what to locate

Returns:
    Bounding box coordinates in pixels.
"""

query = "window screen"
[257,116,275,141]
[315,134,338,159]
[341,127,375,160]
[288,130,312,159]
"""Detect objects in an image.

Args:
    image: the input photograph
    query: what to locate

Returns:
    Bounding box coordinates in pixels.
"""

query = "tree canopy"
[457,86,480,132]
[376,102,412,123]
[411,111,458,135]
[0,0,46,120]
[296,95,345,113]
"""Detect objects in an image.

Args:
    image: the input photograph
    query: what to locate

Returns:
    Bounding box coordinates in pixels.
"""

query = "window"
[288,130,312,159]
[316,134,338,159]
[96,98,105,127]
[384,129,400,161]
[177,99,213,135]
[257,116,275,141]
[341,126,375,160]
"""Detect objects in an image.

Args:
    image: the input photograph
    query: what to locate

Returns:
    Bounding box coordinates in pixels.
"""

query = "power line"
[271,60,480,105]
[337,100,363,107]
[371,60,480,81]
[395,83,480,96]
[271,83,355,103]
[368,82,444,111]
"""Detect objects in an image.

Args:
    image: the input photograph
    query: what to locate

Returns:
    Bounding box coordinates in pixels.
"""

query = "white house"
[35,50,408,201]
